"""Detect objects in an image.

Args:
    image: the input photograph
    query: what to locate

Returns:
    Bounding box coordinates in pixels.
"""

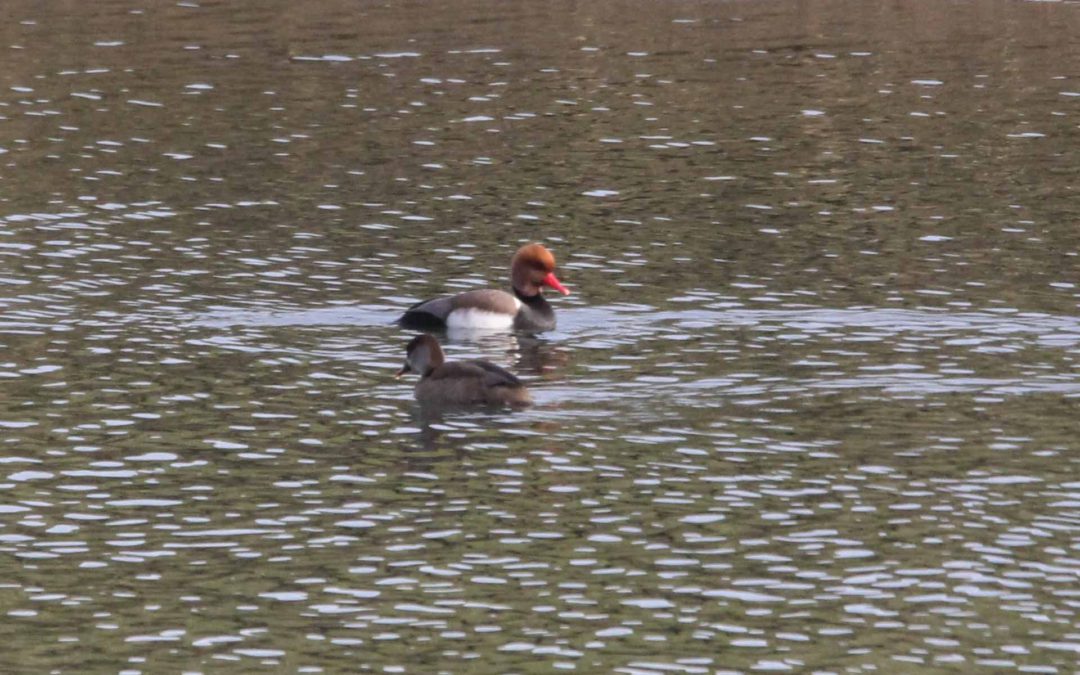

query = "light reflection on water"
[2,0,1080,671]
[3,291,1079,670]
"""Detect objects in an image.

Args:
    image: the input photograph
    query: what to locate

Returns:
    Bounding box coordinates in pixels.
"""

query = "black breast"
[513,293,556,332]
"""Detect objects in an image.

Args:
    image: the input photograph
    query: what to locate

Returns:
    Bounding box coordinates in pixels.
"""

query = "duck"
[398,243,570,332]
[396,334,533,408]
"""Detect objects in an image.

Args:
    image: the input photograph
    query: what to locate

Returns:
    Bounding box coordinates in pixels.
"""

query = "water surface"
[1,0,1079,672]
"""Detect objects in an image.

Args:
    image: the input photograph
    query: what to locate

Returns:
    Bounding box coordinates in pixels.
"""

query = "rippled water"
[2,0,1079,672]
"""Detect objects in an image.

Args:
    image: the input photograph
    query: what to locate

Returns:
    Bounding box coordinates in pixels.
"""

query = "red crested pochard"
[396,334,532,408]
[398,243,570,332]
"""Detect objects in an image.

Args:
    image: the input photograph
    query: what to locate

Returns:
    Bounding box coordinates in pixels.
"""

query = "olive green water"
[1,1,1079,672]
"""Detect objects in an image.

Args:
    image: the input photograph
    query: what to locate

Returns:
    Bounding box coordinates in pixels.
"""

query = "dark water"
[2,0,1079,672]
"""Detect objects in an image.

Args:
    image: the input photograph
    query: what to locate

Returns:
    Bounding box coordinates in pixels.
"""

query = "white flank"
[446,305,517,331]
